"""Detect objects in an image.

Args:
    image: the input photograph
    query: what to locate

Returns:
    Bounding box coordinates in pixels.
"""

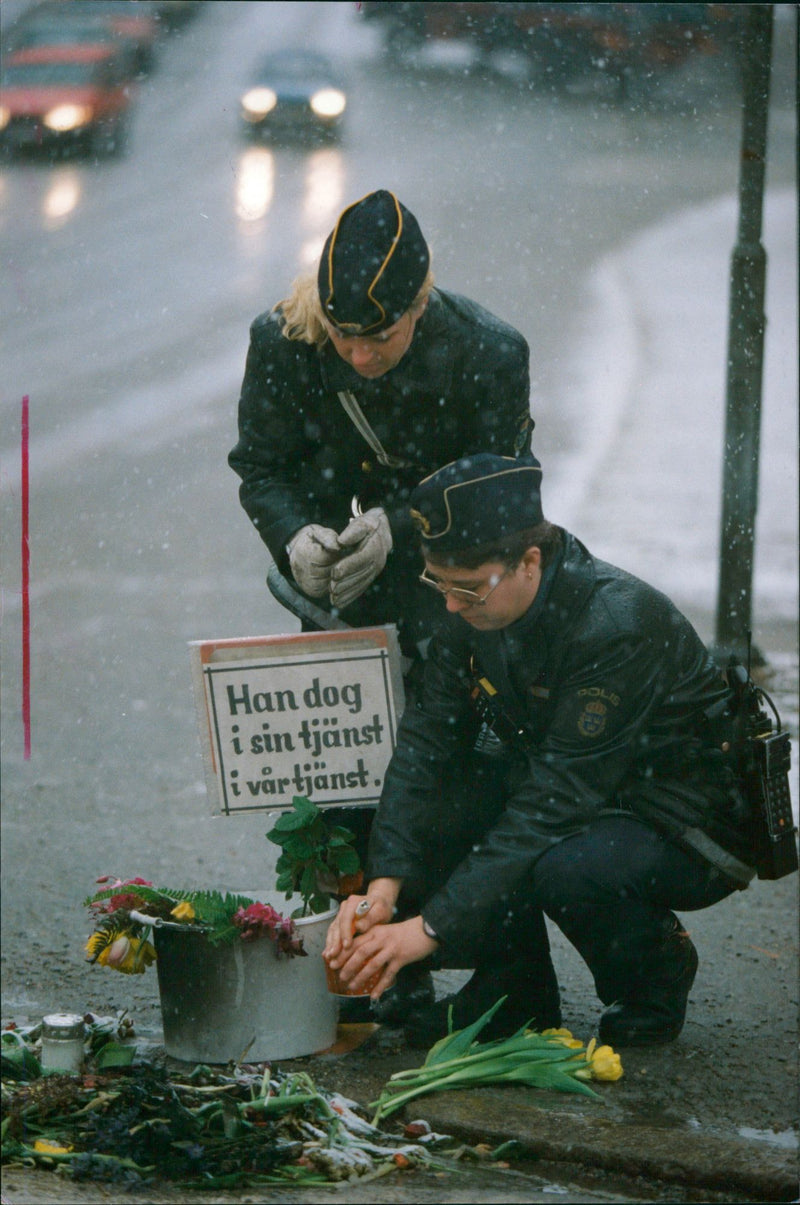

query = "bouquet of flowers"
[84,877,304,976]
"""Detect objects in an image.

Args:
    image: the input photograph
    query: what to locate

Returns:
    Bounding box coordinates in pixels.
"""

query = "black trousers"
[530,815,735,1003]
[395,754,738,1003]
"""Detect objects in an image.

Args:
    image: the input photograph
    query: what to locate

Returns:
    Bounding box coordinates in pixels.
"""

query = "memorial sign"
[190,627,405,815]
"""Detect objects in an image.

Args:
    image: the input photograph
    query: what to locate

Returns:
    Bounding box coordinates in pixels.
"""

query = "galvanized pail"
[152,904,338,1063]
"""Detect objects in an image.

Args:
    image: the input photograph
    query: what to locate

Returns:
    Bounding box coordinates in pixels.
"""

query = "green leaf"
[423,996,508,1067]
[94,1041,137,1069]
[300,866,318,898]
[499,1061,601,1099]
[274,869,296,893]
[1,1045,42,1081]
[330,848,360,875]
[326,826,358,846]
[267,797,319,838]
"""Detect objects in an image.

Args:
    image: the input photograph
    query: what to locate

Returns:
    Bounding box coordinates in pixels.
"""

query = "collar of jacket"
[318,290,454,397]
[469,531,597,687]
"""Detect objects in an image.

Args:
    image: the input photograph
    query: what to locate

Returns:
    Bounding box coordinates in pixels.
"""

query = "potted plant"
[267,793,363,916]
[84,799,362,1063]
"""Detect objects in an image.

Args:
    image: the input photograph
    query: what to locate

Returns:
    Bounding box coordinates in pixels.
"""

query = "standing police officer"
[324,453,758,1048]
[229,189,533,661]
[229,191,534,1021]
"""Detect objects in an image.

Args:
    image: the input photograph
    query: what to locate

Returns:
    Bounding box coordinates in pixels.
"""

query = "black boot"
[370,962,435,1024]
[599,918,699,1047]
[403,958,561,1050]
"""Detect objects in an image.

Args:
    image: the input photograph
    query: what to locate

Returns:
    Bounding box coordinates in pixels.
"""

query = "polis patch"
[578,698,608,738]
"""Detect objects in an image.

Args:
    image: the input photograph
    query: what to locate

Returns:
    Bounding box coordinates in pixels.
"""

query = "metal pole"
[713,4,774,665]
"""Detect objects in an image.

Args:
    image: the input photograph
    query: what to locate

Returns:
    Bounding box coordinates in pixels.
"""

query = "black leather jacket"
[229,289,532,652]
[367,532,755,951]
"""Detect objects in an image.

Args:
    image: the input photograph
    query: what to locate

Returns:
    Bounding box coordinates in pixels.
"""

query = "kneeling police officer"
[325,452,769,1048]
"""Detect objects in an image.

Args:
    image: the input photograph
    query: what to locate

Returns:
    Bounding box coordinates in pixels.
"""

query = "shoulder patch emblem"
[578,698,607,737]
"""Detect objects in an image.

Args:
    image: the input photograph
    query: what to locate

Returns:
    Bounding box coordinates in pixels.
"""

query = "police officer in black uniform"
[229,191,534,1020]
[229,189,533,660]
[324,453,758,1048]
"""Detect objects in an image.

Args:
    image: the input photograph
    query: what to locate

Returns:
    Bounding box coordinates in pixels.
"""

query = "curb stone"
[410,1090,798,1203]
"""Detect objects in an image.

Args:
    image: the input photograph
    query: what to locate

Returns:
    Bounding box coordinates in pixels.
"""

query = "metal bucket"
[152,904,338,1063]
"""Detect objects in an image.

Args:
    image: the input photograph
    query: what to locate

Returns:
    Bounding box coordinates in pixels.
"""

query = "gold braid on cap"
[410,508,431,535]
[323,191,404,335]
[424,461,540,541]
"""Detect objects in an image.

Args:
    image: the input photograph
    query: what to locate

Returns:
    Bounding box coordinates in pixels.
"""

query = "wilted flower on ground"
[33,1139,74,1155]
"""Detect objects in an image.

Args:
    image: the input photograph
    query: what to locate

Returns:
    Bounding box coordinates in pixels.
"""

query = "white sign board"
[190,627,405,815]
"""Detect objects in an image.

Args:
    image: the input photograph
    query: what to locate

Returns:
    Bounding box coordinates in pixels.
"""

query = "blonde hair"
[276,265,436,348]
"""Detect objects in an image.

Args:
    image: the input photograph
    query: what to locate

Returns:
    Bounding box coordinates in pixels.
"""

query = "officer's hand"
[287,525,342,598]
[326,917,437,1000]
[329,508,392,608]
[323,893,393,963]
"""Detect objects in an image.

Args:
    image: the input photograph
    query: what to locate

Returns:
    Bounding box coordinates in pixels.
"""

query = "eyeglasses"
[419,565,514,606]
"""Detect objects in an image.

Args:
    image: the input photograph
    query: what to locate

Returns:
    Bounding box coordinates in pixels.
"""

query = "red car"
[8,0,162,76]
[0,42,136,157]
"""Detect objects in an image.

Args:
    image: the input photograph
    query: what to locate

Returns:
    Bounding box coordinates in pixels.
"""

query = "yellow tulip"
[590,1043,624,1081]
[542,1027,583,1049]
[170,901,196,922]
[34,1139,73,1155]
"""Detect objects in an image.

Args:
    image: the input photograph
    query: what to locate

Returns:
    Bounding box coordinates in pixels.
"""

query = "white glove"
[287,525,341,598]
[329,508,392,609]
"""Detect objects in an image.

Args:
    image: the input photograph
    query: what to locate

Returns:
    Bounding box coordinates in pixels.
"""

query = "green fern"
[85,885,270,947]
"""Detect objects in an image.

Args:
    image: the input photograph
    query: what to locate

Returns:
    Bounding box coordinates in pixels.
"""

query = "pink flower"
[232,902,305,957]
[89,878,154,914]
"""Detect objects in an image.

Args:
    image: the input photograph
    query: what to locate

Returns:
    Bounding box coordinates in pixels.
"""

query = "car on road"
[0,42,137,158]
[6,0,163,77]
[239,49,347,143]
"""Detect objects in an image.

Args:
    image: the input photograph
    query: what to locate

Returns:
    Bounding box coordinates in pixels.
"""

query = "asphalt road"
[0,4,797,1199]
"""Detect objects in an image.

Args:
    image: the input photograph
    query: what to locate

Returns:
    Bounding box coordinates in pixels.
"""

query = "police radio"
[726,656,798,882]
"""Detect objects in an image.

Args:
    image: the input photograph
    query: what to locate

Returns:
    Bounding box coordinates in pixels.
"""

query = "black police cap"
[318,190,430,335]
[410,453,543,553]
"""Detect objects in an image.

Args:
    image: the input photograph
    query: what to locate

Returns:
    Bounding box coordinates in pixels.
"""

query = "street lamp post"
[713,3,774,665]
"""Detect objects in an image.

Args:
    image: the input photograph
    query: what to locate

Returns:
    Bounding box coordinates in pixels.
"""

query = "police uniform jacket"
[367,532,756,955]
[228,288,532,653]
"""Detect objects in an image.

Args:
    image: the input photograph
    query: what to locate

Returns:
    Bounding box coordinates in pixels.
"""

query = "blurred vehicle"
[6,0,163,76]
[514,4,745,93]
[0,42,136,157]
[360,2,744,93]
[239,50,346,143]
[2,14,141,81]
[153,0,203,30]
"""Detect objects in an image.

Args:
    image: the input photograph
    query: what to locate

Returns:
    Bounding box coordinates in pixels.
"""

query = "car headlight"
[241,87,278,120]
[44,104,94,132]
[310,88,346,119]
[0,106,11,131]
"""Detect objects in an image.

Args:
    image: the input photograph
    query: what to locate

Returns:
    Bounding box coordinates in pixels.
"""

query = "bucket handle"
[129,909,209,934]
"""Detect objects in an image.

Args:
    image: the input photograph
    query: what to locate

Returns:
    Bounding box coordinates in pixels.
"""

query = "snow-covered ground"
[548,187,797,637]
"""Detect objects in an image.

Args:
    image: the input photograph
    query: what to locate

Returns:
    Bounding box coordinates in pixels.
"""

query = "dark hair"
[422,521,563,571]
